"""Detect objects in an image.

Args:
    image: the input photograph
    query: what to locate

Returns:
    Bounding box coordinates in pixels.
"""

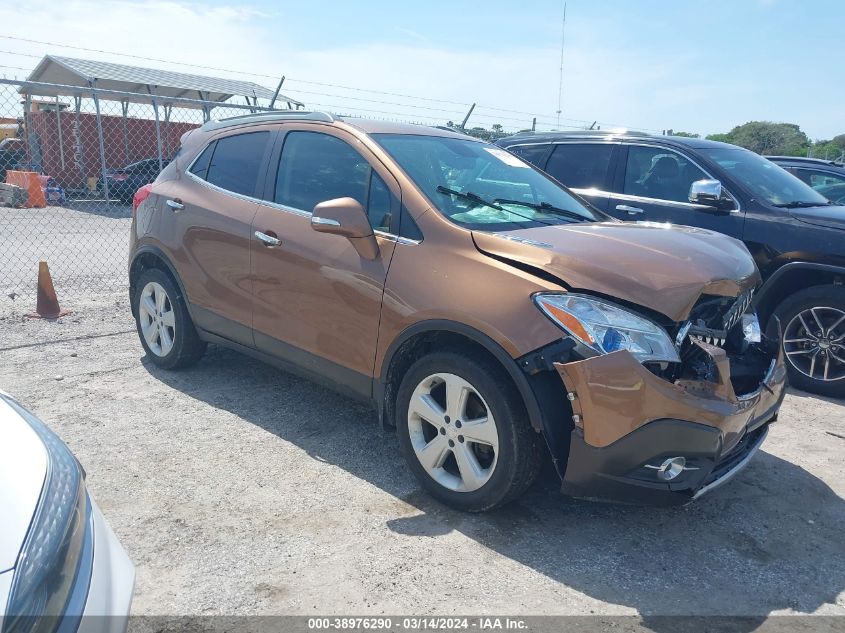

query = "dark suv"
[498,131,845,397]
[767,156,845,205]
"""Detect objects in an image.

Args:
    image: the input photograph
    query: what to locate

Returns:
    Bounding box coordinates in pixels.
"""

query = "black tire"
[770,285,845,398]
[395,350,542,512]
[133,267,206,369]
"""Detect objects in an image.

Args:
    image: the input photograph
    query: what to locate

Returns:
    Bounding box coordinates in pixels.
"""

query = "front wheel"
[395,351,541,512]
[772,285,845,398]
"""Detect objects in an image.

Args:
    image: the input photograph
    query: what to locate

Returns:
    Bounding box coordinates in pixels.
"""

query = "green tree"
[704,121,810,155]
[671,131,700,138]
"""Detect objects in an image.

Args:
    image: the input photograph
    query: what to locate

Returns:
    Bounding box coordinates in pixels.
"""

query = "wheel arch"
[129,245,190,318]
[376,320,548,435]
[755,262,845,326]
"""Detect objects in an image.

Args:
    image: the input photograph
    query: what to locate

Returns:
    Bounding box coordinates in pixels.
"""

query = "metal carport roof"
[23,55,303,108]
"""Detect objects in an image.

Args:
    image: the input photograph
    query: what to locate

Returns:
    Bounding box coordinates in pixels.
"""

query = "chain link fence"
[0,78,295,303]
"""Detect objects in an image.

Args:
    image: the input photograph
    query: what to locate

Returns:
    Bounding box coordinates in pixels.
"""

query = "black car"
[99,157,169,204]
[768,156,845,204]
[497,130,845,397]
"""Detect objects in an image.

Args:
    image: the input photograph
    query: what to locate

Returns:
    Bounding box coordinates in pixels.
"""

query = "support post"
[121,100,130,164]
[73,95,84,184]
[148,85,164,171]
[90,82,110,201]
[270,76,285,110]
[56,94,66,170]
[459,103,476,131]
[163,103,172,159]
[531,117,536,132]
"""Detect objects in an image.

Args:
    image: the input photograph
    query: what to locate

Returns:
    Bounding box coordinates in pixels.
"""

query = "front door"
[251,127,400,397]
[607,144,745,239]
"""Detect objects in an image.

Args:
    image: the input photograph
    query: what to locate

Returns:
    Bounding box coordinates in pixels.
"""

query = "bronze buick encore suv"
[128,112,786,511]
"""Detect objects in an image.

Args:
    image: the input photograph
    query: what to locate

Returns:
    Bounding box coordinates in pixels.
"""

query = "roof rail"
[202,110,335,131]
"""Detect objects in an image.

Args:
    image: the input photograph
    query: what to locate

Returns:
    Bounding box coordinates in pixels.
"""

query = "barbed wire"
[0,35,666,132]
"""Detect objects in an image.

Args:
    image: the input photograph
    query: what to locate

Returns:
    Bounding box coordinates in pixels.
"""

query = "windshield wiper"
[773,200,829,208]
[436,186,505,211]
[493,197,590,222]
[436,186,570,226]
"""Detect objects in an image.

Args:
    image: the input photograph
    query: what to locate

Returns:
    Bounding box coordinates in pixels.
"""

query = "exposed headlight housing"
[534,293,681,364]
[2,396,92,633]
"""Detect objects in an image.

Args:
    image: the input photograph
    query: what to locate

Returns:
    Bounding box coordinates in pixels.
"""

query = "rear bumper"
[554,339,786,505]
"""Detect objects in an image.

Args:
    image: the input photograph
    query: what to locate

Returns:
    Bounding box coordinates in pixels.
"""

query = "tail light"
[111,172,129,181]
[132,183,153,217]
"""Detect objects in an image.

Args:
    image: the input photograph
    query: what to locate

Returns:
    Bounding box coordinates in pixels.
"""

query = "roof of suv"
[767,155,845,170]
[497,129,738,151]
[200,110,474,139]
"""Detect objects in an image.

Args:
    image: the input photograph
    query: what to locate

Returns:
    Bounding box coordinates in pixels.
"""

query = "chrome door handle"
[166,199,184,211]
[255,231,281,247]
[616,204,643,216]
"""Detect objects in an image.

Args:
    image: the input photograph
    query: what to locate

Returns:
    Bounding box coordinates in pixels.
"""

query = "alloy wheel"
[138,281,176,357]
[407,372,499,493]
[783,306,845,382]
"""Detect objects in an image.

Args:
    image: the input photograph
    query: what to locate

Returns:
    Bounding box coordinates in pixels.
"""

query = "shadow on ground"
[144,345,845,628]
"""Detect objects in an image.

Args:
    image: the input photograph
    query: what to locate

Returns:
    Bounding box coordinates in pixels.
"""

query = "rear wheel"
[134,268,206,369]
[395,350,541,511]
[772,285,845,398]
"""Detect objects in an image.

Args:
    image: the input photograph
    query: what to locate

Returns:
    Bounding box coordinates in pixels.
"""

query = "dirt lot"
[1,291,844,619]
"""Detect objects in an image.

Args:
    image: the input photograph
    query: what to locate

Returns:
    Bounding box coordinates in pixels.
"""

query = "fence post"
[55,94,66,170]
[460,103,476,131]
[147,86,164,171]
[73,95,84,183]
[270,76,285,109]
[90,82,110,201]
[121,100,130,164]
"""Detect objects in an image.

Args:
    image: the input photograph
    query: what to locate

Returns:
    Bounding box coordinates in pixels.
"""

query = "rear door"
[607,143,745,238]
[542,142,617,212]
[157,127,274,346]
[250,126,401,397]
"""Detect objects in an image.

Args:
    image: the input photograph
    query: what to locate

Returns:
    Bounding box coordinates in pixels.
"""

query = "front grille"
[722,289,754,332]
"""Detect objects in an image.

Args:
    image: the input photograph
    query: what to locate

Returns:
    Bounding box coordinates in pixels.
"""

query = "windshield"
[700,147,829,208]
[374,134,603,230]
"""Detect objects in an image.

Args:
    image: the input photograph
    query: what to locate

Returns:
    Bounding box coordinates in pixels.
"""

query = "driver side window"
[623,146,707,204]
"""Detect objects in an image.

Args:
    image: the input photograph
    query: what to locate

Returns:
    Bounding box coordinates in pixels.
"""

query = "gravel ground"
[1,292,844,619]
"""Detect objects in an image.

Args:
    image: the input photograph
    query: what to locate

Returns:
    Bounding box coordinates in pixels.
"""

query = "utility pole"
[555,2,567,129]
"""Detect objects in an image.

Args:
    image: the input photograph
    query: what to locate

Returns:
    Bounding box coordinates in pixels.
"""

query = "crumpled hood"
[473,222,760,322]
[789,205,845,231]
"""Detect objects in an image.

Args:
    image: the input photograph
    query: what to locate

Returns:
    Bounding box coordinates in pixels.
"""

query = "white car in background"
[0,392,134,633]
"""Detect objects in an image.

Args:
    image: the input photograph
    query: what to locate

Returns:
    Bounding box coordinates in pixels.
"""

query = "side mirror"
[688,179,722,206]
[311,197,379,260]
[688,179,735,213]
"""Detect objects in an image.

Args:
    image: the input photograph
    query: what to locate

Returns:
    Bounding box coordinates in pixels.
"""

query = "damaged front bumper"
[554,340,786,505]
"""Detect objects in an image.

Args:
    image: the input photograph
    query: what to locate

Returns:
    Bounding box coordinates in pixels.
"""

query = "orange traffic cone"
[26,261,71,319]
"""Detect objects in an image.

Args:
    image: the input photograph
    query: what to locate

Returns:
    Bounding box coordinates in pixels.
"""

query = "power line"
[0,35,551,117]
[0,35,664,133]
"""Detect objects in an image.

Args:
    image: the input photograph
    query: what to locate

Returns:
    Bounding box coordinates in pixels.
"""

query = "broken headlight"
[534,293,680,364]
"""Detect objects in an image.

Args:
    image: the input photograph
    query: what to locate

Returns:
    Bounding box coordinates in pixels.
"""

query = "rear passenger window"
[203,131,270,197]
[274,132,394,232]
[506,144,550,169]
[545,143,613,190]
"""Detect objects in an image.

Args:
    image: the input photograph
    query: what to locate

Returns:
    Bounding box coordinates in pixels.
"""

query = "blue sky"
[2,0,841,138]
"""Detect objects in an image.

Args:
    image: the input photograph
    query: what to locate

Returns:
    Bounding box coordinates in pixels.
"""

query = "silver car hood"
[0,396,48,572]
